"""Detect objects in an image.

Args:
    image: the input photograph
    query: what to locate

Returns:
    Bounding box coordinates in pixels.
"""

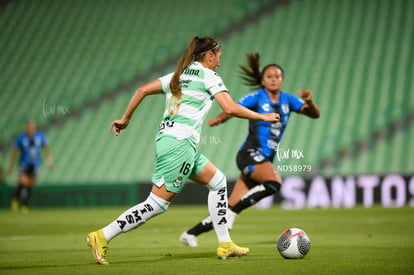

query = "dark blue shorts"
[19,164,37,177]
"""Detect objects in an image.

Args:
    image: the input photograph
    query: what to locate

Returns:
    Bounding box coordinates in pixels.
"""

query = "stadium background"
[0,0,412,208]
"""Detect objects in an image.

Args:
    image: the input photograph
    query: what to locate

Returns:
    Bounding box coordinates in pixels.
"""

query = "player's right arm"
[7,147,17,173]
[209,91,260,126]
[7,136,22,172]
[214,91,279,123]
[208,111,232,126]
[110,79,163,136]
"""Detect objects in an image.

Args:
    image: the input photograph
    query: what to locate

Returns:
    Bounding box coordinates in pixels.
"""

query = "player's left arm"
[298,89,320,118]
[41,133,53,169]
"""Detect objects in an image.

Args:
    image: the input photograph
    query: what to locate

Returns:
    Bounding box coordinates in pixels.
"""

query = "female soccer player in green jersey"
[86,36,280,265]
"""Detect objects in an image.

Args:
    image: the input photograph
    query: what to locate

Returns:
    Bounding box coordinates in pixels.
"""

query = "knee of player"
[148,193,171,213]
[263,180,281,194]
[207,169,227,191]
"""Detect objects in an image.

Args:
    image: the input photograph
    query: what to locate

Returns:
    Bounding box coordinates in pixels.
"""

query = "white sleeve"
[158,72,174,93]
[204,70,228,96]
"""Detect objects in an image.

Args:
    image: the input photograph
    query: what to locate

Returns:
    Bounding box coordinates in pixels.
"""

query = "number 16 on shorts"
[173,162,191,187]
[179,161,191,175]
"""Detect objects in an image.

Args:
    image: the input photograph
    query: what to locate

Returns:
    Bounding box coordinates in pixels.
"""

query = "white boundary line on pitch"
[0,235,35,241]
[0,233,80,241]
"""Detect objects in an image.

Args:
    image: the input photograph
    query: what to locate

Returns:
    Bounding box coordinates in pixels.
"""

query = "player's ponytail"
[239,52,284,89]
[170,36,220,98]
[239,52,262,88]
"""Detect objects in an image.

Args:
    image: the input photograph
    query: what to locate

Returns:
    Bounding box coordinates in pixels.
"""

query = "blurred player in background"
[86,37,280,265]
[180,53,320,247]
[7,120,53,213]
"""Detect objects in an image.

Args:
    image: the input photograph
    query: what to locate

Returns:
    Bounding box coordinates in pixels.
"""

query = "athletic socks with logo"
[206,169,231,243]
[187,181,281,236]
[102,192,170,241]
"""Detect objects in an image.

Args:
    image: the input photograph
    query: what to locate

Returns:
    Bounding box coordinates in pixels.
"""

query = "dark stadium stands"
[1,0,412,191]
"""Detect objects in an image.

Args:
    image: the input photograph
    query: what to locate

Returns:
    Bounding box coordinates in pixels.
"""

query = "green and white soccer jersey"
[152,62,228,193]
[157,61,228,146]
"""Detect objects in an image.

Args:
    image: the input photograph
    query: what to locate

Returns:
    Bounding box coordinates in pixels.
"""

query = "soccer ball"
[277,228,311,259]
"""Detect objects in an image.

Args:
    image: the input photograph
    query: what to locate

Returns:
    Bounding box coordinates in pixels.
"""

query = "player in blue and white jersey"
[7,120,53,213]
[180,53,320,247]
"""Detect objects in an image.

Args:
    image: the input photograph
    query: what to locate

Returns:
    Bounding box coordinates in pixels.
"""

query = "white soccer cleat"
[180,231,198,247]
[227,209,238,230]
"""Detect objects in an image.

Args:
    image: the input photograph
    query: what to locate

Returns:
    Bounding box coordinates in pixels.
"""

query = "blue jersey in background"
[15,131,48,170]
[237,89,304,161]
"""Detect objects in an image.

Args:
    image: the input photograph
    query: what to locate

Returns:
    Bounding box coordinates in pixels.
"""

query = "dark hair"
[239,52,284,89]
[170,36,221,97]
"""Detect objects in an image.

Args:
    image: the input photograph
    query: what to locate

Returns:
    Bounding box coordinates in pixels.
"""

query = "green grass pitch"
[0,205,413,274]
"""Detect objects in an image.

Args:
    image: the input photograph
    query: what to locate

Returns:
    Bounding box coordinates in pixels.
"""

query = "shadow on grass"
[0,262,93,270]
[115,251,215,264]
[0,252,217,270]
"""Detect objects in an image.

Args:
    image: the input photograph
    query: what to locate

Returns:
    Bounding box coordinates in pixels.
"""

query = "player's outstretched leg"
[206,169,249,259]
[228,180,281,228]
[86,192,170,265]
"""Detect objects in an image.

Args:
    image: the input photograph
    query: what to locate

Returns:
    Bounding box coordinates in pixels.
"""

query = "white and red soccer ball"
[277,228,311,259]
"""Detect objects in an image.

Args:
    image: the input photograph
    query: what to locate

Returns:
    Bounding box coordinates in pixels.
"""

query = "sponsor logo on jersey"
[267,140,278,150]
[179,79,192,88]
[262,103,271,112]
[183,68,200,76]
[250,150,266,162]
[281,104,289,114]
[270,122,283,137]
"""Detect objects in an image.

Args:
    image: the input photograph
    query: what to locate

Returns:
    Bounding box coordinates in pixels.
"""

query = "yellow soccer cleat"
[11,198,19,213]
[21,205,29,214]
[86,230,109,265]
[217,241,249,259]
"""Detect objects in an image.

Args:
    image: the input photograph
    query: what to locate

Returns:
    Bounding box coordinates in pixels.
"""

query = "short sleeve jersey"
[157,62,228,146]
[237,89,305,160]
[15,131,48,169]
